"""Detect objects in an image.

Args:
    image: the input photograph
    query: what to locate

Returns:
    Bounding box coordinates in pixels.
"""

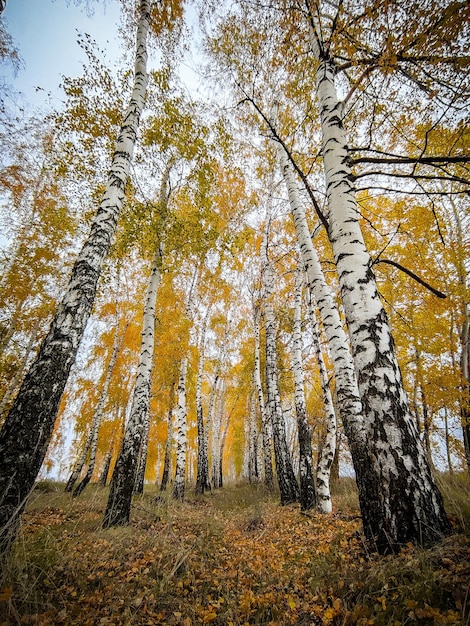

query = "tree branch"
[237,84,329,231]
[351,155,470,166]
[373,258,447,299]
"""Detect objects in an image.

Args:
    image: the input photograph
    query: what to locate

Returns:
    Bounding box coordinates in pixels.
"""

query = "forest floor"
[0,476,469,626]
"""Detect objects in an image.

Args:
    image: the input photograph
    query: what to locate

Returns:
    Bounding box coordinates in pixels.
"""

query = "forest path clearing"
[1,480,469,625]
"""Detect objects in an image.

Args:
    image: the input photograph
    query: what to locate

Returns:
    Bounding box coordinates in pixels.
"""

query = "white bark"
[307,15,449,547]
[261,214,299,504]
[103,244,161,525]
[292,268,316,510]
[173,356,188,500]
[195,309,211,494]
[305,288,336,514]
[211,381,223,489]
[247,389,259,482]
[1,0,153,549]
[253,305,274,488]
[275,139,365,451]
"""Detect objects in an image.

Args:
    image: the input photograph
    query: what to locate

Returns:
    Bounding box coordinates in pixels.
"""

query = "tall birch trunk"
[0,0,152,553]
[103,247,162,526]
[247,390,260,482]
[305,289,336,513]
[195,311,211,495]
[262,216,299,504]
[160,382,175,491]
[73,322,124,497]
[253,307,274,489]
[211,383,223,489]
[205,356,221,488]
[172,356,188,500]
[134,407,150,495]
[274,138,374,510]
[292,268,316,510]
[308,17,450,549]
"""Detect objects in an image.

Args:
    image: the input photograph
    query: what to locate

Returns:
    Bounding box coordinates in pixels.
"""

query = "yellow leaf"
[287,596,297,610]
[203,610,217,623]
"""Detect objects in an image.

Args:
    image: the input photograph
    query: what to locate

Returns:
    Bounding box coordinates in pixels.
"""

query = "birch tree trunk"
[172,356,188,500]
[246,390,260,483]
[160,382,175,491]
[73,322,124,497]
[65,430,93,493]
[103,247,161,526]
[211,383,223,489]
[253,306,274,489]
[292,268,316,510]
[195,311,211,494]
[134,407,150,494]
[262,216,299,504]
[308,18,450,549]
[305,289,336,513]
[98,449,112,487]
[0,0,152,553]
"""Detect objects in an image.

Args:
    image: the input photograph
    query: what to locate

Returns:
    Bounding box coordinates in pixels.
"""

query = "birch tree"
[0,0,153,554]
[253,305,274,489]
[305,289,336,514]
[103,245,162,526]
[261,212,299,504]
[292,267,316,510]
[172,355,188,499]
[304,1,450,549]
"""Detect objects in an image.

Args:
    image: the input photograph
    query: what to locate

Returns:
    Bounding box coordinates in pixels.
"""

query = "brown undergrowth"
[0,476,469,625]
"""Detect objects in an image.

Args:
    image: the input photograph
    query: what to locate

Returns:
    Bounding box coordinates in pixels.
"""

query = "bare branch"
[373,258,447,299]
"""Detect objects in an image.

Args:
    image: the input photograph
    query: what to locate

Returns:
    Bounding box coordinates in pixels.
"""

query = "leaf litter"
[0,483,468,625]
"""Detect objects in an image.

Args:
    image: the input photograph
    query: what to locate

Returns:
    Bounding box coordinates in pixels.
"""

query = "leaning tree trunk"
[0,0,153,554]
[172,356,188,500]
[309,20,450,549]
[74,321,124,497]
[262,215,299,505]
[274,135,377,519]
[98,449,113,487]
[305,289,336,514]
[103,247,162,527]
[65,430,93,493]
[253,306,274,489]
[292,268,316,510]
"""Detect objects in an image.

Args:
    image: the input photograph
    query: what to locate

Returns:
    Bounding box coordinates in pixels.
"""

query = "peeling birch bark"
[308,17,450,549]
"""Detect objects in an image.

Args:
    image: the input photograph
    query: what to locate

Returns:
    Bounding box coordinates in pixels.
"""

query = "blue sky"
[2,0,123,111]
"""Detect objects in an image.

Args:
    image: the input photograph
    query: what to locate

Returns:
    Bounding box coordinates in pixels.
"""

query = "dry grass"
[0,477,468,625]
